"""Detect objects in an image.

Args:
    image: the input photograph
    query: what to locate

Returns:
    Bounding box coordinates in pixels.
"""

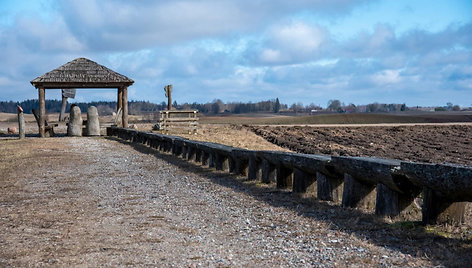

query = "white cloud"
[272,22,324,53]
[260,49,282,63]
[251,21,328,65]
[371,69,402,85]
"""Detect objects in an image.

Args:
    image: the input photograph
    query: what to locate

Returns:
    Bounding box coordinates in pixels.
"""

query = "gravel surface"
[1,137,470,267]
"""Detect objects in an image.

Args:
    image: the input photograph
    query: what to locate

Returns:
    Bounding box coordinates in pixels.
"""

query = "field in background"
[199,112,472,125]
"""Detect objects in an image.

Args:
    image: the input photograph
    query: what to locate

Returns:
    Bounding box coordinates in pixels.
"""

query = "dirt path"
[1,137,470,267]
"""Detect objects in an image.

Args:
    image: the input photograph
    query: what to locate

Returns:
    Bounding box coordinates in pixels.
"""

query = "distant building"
[410,106,435,112]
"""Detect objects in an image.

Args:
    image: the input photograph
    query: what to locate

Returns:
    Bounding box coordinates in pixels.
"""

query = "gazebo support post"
[117,87,123,112]
[122,87,128,128]
[38,87,46,137]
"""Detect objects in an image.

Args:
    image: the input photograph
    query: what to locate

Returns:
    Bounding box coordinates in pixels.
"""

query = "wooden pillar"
[422,188,467,225]
[117,87,123,111]
[187,146,196,162]
[234,158,249,176]
[38,87,46,137]
[195,149,202,163]
[215,153,229,171]
[261,159,276,183]
[248,155,261,181]
[59,95,68,121]
[201,151,210,166]
[293,168,316,193]
[122,87,128,128]
[17,105,25,139]
[317,172,344,203]
[342,173,376,210]
[277,165,293,189]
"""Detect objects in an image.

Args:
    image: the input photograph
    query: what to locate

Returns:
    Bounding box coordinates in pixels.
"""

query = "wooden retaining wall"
[107,127,472,225]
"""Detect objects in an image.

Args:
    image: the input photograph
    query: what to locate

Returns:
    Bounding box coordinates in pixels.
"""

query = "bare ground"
[249,124,472,166]
[1,136,472,267]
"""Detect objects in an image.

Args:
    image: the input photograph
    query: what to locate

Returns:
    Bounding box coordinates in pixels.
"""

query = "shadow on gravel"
[0,133,67,138]
[109,137,472,267]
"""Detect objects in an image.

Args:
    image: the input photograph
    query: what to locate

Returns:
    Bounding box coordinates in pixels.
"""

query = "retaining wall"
[107,127,472,225]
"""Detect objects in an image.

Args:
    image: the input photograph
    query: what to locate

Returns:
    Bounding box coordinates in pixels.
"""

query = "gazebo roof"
[31,57,134,88]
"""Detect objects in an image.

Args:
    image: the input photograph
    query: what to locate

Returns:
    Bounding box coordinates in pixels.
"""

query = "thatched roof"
[31,58,134,88]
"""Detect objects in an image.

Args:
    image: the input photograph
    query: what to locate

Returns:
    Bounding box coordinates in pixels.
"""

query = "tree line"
[0,99,285,115]
[0,98,465,115]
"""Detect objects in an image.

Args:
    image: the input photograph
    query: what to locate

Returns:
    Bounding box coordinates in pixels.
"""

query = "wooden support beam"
[187,146,196,162]
[234,158,249,176]
[117,87,123,111]
[277,165,293,189]
[261,159,276,183]
[122,87,128,128]
[342,173,376,209]
[248,155,261,181]
[59,96,67,121]
[317,172,344,203]
[17,106,25,139]
[293,168,316,193]
[195,149,202,163]
[215,153,229,171]
[201,151,210,166]
[422,187,467,225]
[38,87,46,137]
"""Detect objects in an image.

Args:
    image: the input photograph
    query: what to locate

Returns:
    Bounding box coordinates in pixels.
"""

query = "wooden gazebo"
[31,58,134,137]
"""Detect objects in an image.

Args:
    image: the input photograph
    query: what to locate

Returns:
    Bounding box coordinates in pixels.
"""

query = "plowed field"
[250,124,472,166]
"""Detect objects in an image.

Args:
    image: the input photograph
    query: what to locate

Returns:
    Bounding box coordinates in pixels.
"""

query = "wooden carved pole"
[164,84,173,110]
[60,89,75,121]
[17,105,25,139]
[59,95,68,121]
[38,87,46,137]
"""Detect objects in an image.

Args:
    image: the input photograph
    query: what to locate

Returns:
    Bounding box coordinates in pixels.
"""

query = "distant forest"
[0,98,465,115]
[0,99,287,115]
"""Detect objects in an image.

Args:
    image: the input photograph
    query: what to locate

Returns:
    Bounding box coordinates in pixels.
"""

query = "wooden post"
[60,89,75,121]
[234,158,249,176]
[59,96,67,121]
[117,87,123,111]
[38,87,46,137]
[248,155,261,180]
[277,165,293,189]
[122,87,128,128]
[187,146,196,162]
[17,105,25,139]
[164,85,172,110]
[215,153,229,171]
[422,187,467,225]
[342,173,376,209]
[195,149,202,163]
[317,172,344,203]
[292,168,316,193]
[261,159,276,183]
[201,151,210,166]
[375,183,400,216]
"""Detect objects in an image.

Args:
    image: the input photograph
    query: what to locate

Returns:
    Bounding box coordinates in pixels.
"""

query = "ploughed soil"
[249,124,472,166]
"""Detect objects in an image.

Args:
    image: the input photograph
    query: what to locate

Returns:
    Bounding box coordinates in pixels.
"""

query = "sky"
[0,0,471,107]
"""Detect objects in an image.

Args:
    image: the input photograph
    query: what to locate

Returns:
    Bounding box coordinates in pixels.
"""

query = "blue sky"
[0,0,471,107]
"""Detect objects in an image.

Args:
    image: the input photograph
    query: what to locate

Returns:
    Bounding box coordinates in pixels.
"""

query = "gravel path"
[1,137,470,267]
